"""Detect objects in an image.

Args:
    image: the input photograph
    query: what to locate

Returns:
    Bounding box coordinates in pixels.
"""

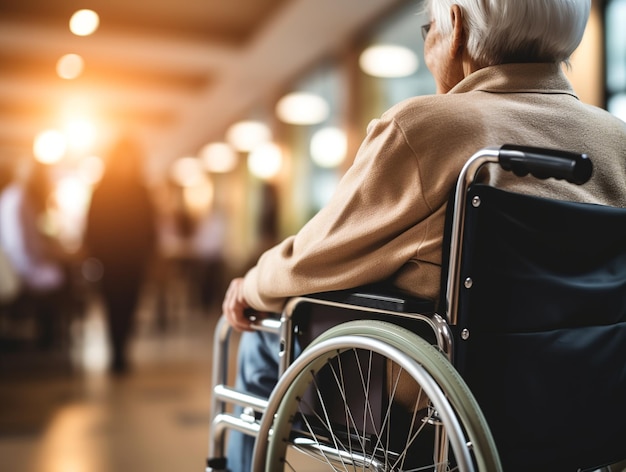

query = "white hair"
[426,0,591,66]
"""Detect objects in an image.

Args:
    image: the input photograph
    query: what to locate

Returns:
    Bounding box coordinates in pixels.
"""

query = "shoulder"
[383,94,453,121]
[583,103,626,128]
[384,93,484,129]
[373,93,484,151]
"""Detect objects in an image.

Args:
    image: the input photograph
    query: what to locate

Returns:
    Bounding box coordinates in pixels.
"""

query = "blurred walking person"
[84,136,157,374]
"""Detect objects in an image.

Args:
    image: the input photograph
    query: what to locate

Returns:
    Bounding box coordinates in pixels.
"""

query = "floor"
[0,289,222,472]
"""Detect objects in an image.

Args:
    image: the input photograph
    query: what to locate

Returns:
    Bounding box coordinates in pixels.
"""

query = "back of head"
[428,0,591,67]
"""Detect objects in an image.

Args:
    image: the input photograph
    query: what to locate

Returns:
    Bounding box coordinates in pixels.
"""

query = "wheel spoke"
[260,322,501,472]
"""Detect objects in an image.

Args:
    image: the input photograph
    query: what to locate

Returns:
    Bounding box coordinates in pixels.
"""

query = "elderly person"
[221,0,626,470]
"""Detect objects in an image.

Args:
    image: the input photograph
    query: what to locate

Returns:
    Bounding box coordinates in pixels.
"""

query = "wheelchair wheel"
[253,320,501,472]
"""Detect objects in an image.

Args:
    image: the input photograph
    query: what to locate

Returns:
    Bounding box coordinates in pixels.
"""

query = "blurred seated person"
[0,158,68,348]
[0,158,20,305]
[221,1,626,470]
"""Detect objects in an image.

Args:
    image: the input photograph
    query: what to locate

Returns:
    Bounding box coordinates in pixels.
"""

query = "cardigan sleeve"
[242,113,435,313]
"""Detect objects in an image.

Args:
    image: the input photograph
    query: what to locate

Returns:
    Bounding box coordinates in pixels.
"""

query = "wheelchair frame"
[206,145,608,472]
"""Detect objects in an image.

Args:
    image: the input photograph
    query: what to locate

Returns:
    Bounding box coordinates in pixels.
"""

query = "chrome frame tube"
[445,147,501,325]
[207,316,280,462]
[207,316,232,461]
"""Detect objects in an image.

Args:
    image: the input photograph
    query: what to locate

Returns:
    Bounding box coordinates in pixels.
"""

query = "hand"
[222,277,254,332]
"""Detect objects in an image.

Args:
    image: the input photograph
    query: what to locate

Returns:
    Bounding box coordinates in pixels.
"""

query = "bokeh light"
[183,179,214,216]
[56,54,84,80]
[170,156,204,187]
[55,175,90,217]
[247,142,282,180]
[69,9,100,36]
[53,175,91,250]
[226,121,272,152]
[199,142,238,173]
[276,92,329,125]
[33,129,67,164]
[359,44,418,78]
[310,127,347,168]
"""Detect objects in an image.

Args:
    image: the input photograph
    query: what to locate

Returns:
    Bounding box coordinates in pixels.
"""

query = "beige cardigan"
[243,63,626,313]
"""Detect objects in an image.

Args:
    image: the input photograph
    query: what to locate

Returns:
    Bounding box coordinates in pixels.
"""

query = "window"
[605,0,626,121]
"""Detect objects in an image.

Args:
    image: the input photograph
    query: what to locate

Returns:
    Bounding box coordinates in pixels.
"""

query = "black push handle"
[499,144,593,185]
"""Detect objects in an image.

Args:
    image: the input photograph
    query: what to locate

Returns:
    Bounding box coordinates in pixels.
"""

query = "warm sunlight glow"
[199,142,238,173]
[248,142,282,180]
[69,9,100,36]
[170,156,204,188]
[34,129,67,164]
[55,177,89,235]
[64,118,97,152]
[55,176,89,215]
[310,127,347,168]
[56,54,84,80]
[359,44,419,78]
[226,121,272,152]
[276,92,329,125]
[49,175,91,251]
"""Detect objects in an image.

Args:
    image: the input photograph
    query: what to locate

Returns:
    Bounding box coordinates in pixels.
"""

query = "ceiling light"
[70,9,100,36]
[56,54,84,80]
[226,121,272,152]
[310,127,347,168]
[359,44,418,78]
[276,92,329,125]
[199,142,238,173]
[248,142,282,180]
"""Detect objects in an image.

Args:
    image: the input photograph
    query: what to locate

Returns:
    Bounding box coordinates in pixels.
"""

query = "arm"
[240,114,434,314]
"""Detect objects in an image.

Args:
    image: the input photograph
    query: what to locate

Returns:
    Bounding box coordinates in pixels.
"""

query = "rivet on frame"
[464,277,473,289]
[471,195,481,207]
[461,329,470,340]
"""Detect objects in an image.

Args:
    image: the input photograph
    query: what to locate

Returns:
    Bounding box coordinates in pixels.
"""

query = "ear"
[448,4,465,58]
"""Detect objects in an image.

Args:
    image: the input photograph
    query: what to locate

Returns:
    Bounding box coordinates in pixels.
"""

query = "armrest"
[303,284,435,313]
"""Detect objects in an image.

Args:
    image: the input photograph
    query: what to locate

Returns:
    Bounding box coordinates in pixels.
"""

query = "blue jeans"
[226,330,282,472]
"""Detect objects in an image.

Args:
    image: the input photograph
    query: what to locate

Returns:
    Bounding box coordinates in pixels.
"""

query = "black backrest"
[454,184,626,471]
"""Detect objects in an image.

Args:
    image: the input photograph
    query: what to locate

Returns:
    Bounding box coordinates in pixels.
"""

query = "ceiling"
[0,0,409,174]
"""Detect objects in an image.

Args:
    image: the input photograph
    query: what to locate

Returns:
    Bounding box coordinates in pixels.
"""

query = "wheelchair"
[206,145,626,472]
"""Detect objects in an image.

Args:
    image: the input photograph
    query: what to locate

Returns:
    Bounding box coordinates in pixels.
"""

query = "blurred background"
[0,0,623,471]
